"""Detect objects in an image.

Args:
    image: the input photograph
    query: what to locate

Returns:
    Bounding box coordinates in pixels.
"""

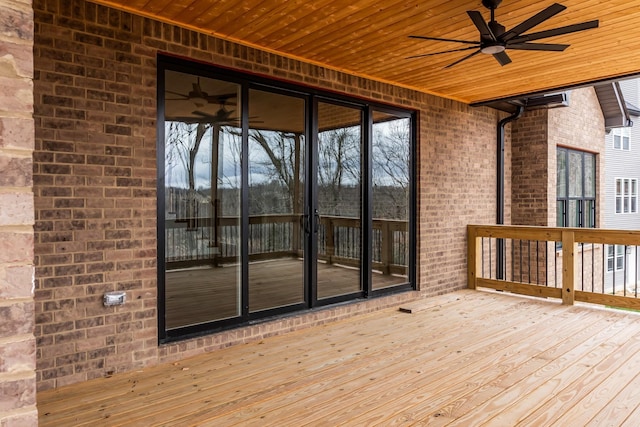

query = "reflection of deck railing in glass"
[317,216,407,275]
[166,214,408,275]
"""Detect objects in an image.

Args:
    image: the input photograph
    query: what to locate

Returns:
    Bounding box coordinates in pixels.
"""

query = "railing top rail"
[468,224,640,245]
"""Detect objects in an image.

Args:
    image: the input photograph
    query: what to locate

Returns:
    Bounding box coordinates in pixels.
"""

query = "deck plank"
[37,290,640,426]
[438,309,639,426]
[354,305,619,426]
[89,292,512,426]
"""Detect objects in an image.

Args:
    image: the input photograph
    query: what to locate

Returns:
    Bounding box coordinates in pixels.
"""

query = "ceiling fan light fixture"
[481,43,506,54]
[191,96,207,108]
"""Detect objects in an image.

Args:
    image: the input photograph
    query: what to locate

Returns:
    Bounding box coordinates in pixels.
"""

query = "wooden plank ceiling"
[92,0,640,104]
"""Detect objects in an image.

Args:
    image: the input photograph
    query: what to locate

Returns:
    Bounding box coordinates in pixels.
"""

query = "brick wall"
[548,88,605,227]
[509,89,605,289]
[511,88,605,227]
[32,0,503,389]
[0,0,38,425]
[512,108,550,226]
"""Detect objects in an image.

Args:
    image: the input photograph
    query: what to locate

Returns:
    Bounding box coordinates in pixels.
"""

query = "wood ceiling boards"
[92,0,640,104]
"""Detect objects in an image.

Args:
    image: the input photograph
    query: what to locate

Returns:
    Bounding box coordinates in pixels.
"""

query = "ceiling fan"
[192,101,236,123]
[166,77,237,108]
[408,0,599,68]
[192,100,264,125]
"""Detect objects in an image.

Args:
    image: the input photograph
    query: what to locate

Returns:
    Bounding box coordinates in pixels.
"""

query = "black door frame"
[157,54,416,343]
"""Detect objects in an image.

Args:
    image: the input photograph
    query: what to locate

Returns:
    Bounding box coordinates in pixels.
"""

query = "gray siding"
[604,78,640,230]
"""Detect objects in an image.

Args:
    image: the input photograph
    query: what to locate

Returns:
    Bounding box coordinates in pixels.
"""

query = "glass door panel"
[248,89,306,312]
[371,111,410,290]
[163,70,242,329]
[317,102,363,299]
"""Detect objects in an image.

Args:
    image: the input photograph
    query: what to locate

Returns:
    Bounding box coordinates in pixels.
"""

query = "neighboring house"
[603,79,640,292]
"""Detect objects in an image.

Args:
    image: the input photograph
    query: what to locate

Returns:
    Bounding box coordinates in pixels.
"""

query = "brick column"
[0,0,37,425]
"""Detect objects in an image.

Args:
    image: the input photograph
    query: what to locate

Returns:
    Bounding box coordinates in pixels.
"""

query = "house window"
[616,178,638,214]
[613,128,630,150]
[607,245,625,272]
[556,148,596,227]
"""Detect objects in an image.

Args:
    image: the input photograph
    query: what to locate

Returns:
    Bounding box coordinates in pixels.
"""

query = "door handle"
[301,213,308,234]
[314,209,320,233]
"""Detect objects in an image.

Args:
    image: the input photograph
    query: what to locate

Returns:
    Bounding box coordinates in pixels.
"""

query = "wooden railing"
[468,225,640,310]
[166,214,408,275]
[317,216,407,275]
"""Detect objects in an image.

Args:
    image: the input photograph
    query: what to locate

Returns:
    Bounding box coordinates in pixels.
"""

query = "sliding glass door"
[162,70,242,330]
[371,110,411,290]
[248,89,306,312]
[316,101,363,299]
[158,56,414,341]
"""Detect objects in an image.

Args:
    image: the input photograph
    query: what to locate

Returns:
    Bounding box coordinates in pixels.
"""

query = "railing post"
[381,221,391,275]
[468,226,481,289]
[326,217,334,265]
[562,230,576,305]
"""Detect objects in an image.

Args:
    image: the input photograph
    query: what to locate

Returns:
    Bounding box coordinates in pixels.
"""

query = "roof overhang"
[594,82,633,131]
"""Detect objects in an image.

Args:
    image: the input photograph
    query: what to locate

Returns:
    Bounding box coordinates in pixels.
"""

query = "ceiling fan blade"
[501,3,567,41]
[205,92,238,106]
[407,46,479,59]
[192,110,215,118]
[508,20,599,43]
[444,49,481,69]
[467,10,496,41]
[493,50,512,66]
[408,35,479,45]
[507,42,569,51]
[165,90,189,98]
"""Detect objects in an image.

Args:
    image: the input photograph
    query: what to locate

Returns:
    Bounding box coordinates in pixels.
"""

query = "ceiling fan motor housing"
[482,0,502,10]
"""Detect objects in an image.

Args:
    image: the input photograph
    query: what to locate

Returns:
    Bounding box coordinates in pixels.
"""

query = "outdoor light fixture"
[480,43,506,54]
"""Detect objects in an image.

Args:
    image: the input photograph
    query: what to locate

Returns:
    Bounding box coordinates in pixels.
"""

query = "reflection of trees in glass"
[166,122,210,191]
[165,122,212,222]
[166,122,244,219]
[249,130,304,215]
[373,118,410,220]
[318,127,360,217]
[568,151,583,197]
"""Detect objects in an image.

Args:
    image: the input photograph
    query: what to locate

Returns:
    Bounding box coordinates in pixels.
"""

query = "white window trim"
[615,177,638,214]
[607,244,625,272]
[612,128,631,151]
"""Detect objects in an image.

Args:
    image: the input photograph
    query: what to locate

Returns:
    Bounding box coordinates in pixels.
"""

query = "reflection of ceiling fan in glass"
[166,77,263,125]
[166,77,237,107]
[166,77,239,124]
[192,99,236,123]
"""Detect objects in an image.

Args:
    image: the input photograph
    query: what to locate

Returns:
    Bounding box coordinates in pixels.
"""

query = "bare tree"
[249,130,303,214]
[372,118,410,219]
[317,127,360,216]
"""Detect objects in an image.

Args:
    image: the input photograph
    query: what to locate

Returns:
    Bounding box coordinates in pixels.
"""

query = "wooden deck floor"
[38,289,640,426]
